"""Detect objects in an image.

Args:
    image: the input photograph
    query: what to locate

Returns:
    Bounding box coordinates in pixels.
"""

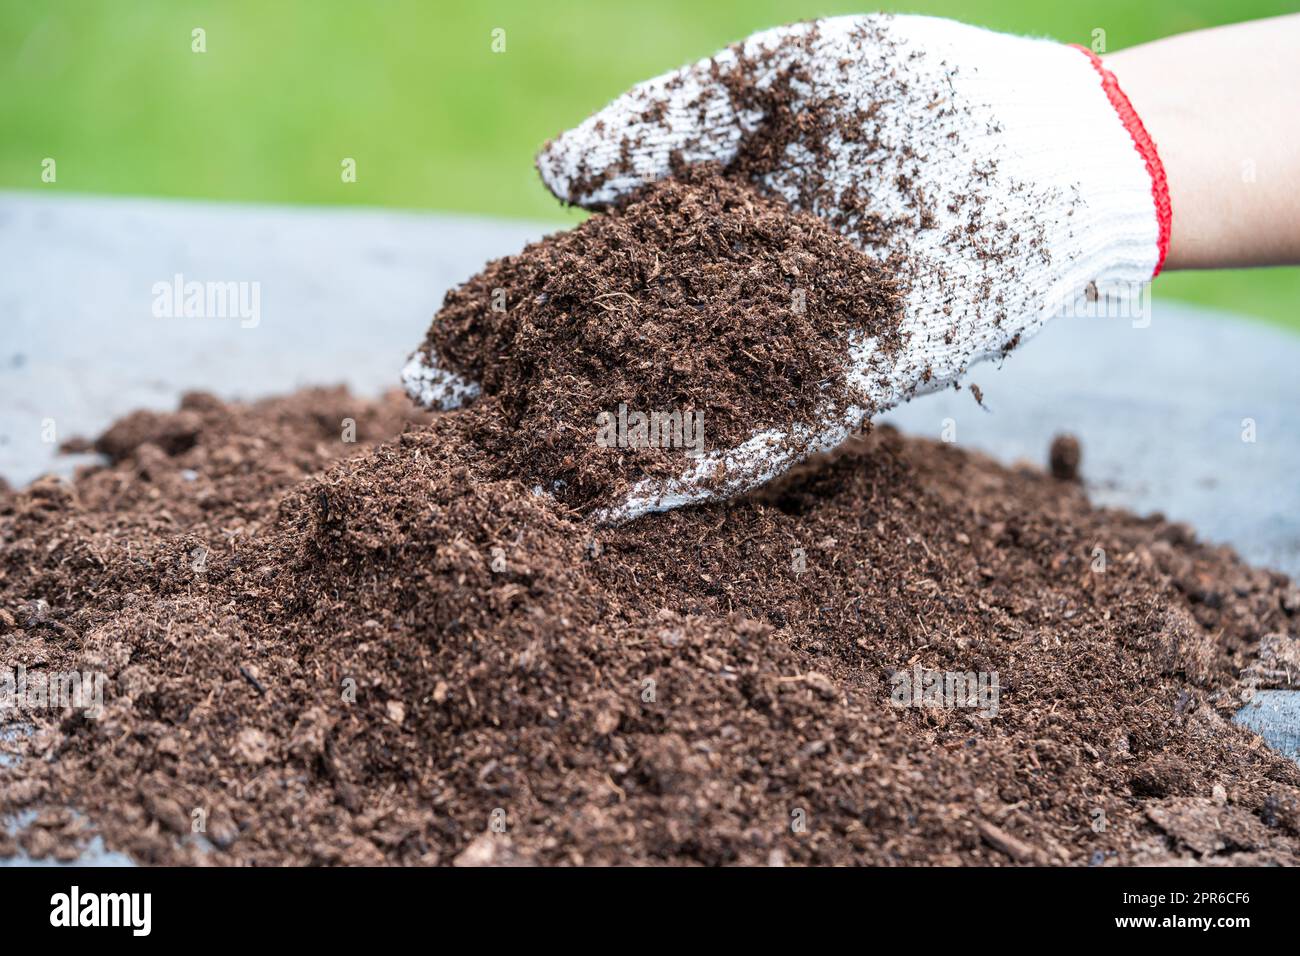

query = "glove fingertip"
[534,128,600,208]
[535,108,648,209]
[535,57,737,208]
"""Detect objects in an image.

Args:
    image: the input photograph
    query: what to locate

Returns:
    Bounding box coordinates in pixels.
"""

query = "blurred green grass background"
[2,0,1296,330]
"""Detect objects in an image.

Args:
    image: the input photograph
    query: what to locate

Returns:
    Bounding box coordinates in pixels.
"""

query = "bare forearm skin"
[1106,15,1300,270]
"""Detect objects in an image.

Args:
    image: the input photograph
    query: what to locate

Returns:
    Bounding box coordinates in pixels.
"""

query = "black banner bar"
[0,864,1277,942]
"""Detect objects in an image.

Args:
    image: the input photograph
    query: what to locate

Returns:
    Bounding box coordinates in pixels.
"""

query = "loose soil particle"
[1049,433,1083,482]
[2,388,1299,866]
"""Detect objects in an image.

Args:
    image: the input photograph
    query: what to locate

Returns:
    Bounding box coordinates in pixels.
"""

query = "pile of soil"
[3,388,1299,866]
[410,168,904,509]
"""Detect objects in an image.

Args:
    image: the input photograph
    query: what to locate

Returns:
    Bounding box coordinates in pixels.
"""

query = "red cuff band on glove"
[1071,44,1173,278]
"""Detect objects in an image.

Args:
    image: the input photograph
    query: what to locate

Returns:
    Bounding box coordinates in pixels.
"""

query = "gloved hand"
[412,14,1172,522]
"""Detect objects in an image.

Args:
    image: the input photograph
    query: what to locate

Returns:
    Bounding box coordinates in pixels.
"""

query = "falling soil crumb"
[56,436,94,455]
[1050,433,1083,482]
[410,167,904,509]
[3,388,1299,866]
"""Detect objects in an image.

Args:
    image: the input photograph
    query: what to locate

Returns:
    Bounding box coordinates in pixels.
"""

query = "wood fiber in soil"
[2,388,1299,866]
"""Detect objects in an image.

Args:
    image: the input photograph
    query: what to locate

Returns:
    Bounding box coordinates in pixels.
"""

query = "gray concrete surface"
[1,190,1298,865]
[1234,691,1300,763]
[0,191,551,488]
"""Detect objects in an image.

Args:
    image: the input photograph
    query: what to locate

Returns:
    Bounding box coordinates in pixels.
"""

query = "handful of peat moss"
[406,168,904,511]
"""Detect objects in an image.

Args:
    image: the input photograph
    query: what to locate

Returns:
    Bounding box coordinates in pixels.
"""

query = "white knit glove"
[410,14,1171,522]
